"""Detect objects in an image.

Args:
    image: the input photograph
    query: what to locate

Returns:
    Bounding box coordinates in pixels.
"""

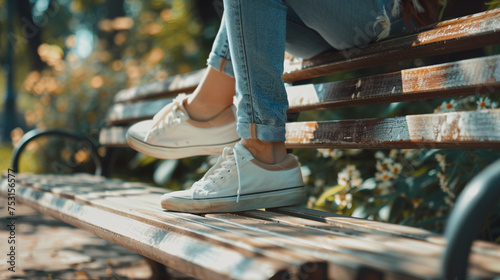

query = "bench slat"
[282,8,500,82]
[1,174,321,279]
[206,213,440,279]
[100,109,500,149]
[286,109,500,149]
[271,207,500,259]
[104,54,500,126]
[288,54,500,112]
[112,69,205,104]
[110,9,500,104]
[105,98,174,125]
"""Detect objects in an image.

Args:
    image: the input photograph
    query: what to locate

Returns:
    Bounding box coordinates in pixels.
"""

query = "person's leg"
[184,14,236,122]
[160,0,306,213]
[184,66,235,121]
[126,15,241,159]
[222,0,290,164]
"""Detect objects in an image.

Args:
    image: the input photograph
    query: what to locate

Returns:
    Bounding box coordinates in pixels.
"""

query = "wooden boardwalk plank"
[282,9,500,82]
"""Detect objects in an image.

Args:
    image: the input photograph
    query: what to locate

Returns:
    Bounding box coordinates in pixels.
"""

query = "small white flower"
[346,165,357,176]
[389,149,398,159]
[440,100,458,112]
[375,151,385,160]
[314,178,325,188]
[317,149,331,158]
[334,193,353,208]
[376,171,393,182]
[391,163,403,175]
[382,157,394,166]
[338,173,349,187]
[376,161,384,172]
[329,149,344,160]
[476,97,499,110]
[435,154,446,171]
[338,165,363,189]
[351,177,363,188]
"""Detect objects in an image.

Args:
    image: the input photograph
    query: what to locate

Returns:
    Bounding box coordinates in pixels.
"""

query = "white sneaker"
[160,143,306,213]
[126,94,240,159]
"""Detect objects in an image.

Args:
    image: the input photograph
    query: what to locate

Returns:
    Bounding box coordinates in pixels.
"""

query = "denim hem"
[207,52,234,77]
[237,122,286,142]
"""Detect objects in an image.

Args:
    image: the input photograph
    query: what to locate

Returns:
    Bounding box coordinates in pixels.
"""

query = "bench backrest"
[99,9,500,150]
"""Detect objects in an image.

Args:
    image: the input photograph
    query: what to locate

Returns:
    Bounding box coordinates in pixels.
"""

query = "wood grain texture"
[285,109,500,149]
[113,69,205,103]
[2,174,500,279]
[287,54,500,112]
[0,175,301,280]
[99,126,129,147]
[105,98,174,125]
[282,9,500,83]
[100,109,500,148]
[105,55,500,127]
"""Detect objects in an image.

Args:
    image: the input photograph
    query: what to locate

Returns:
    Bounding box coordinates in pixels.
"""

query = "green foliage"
[487,1,500,9]
[8,0,220,179]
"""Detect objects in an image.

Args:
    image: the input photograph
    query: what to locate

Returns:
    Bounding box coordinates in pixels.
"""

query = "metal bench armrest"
[11,129,104,176]
[442,159,500,280]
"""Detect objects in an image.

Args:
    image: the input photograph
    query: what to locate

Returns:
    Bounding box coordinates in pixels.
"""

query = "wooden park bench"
[3,8,500,280]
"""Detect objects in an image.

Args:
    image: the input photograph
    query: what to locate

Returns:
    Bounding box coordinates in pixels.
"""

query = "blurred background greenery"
[0,0,499,241]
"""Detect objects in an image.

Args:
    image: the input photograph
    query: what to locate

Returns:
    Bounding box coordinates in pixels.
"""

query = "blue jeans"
[207,0,409,142]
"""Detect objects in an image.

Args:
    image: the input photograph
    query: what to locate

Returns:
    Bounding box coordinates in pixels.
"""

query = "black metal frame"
[11,129,106,176]
[442,159,500,280]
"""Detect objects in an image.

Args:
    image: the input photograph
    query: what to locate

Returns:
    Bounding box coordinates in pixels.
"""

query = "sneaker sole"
[161,186,306,213]
[127,132,240,159]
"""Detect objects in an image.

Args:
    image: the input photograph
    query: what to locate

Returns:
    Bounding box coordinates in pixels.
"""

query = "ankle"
[240,138,287,164]
[184,96,230,121]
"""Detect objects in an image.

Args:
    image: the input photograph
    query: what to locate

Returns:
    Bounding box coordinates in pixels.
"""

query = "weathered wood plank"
[206,213,439,279]
[282,9,500,82]
[100,109,500,148]
[287,54,500,112]
[104,54,500,126]
[271,207,500,259]
[4,174,500,279]
[270,207,441,243]
[285,109,500,149]
[0,175,305,280]
[99,126,129,147]
[105,98,174,125]
[113,69,205,103]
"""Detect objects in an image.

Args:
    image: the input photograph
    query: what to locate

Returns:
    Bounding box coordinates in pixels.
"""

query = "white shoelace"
[197,147,243,203]
[144,93,187,142]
